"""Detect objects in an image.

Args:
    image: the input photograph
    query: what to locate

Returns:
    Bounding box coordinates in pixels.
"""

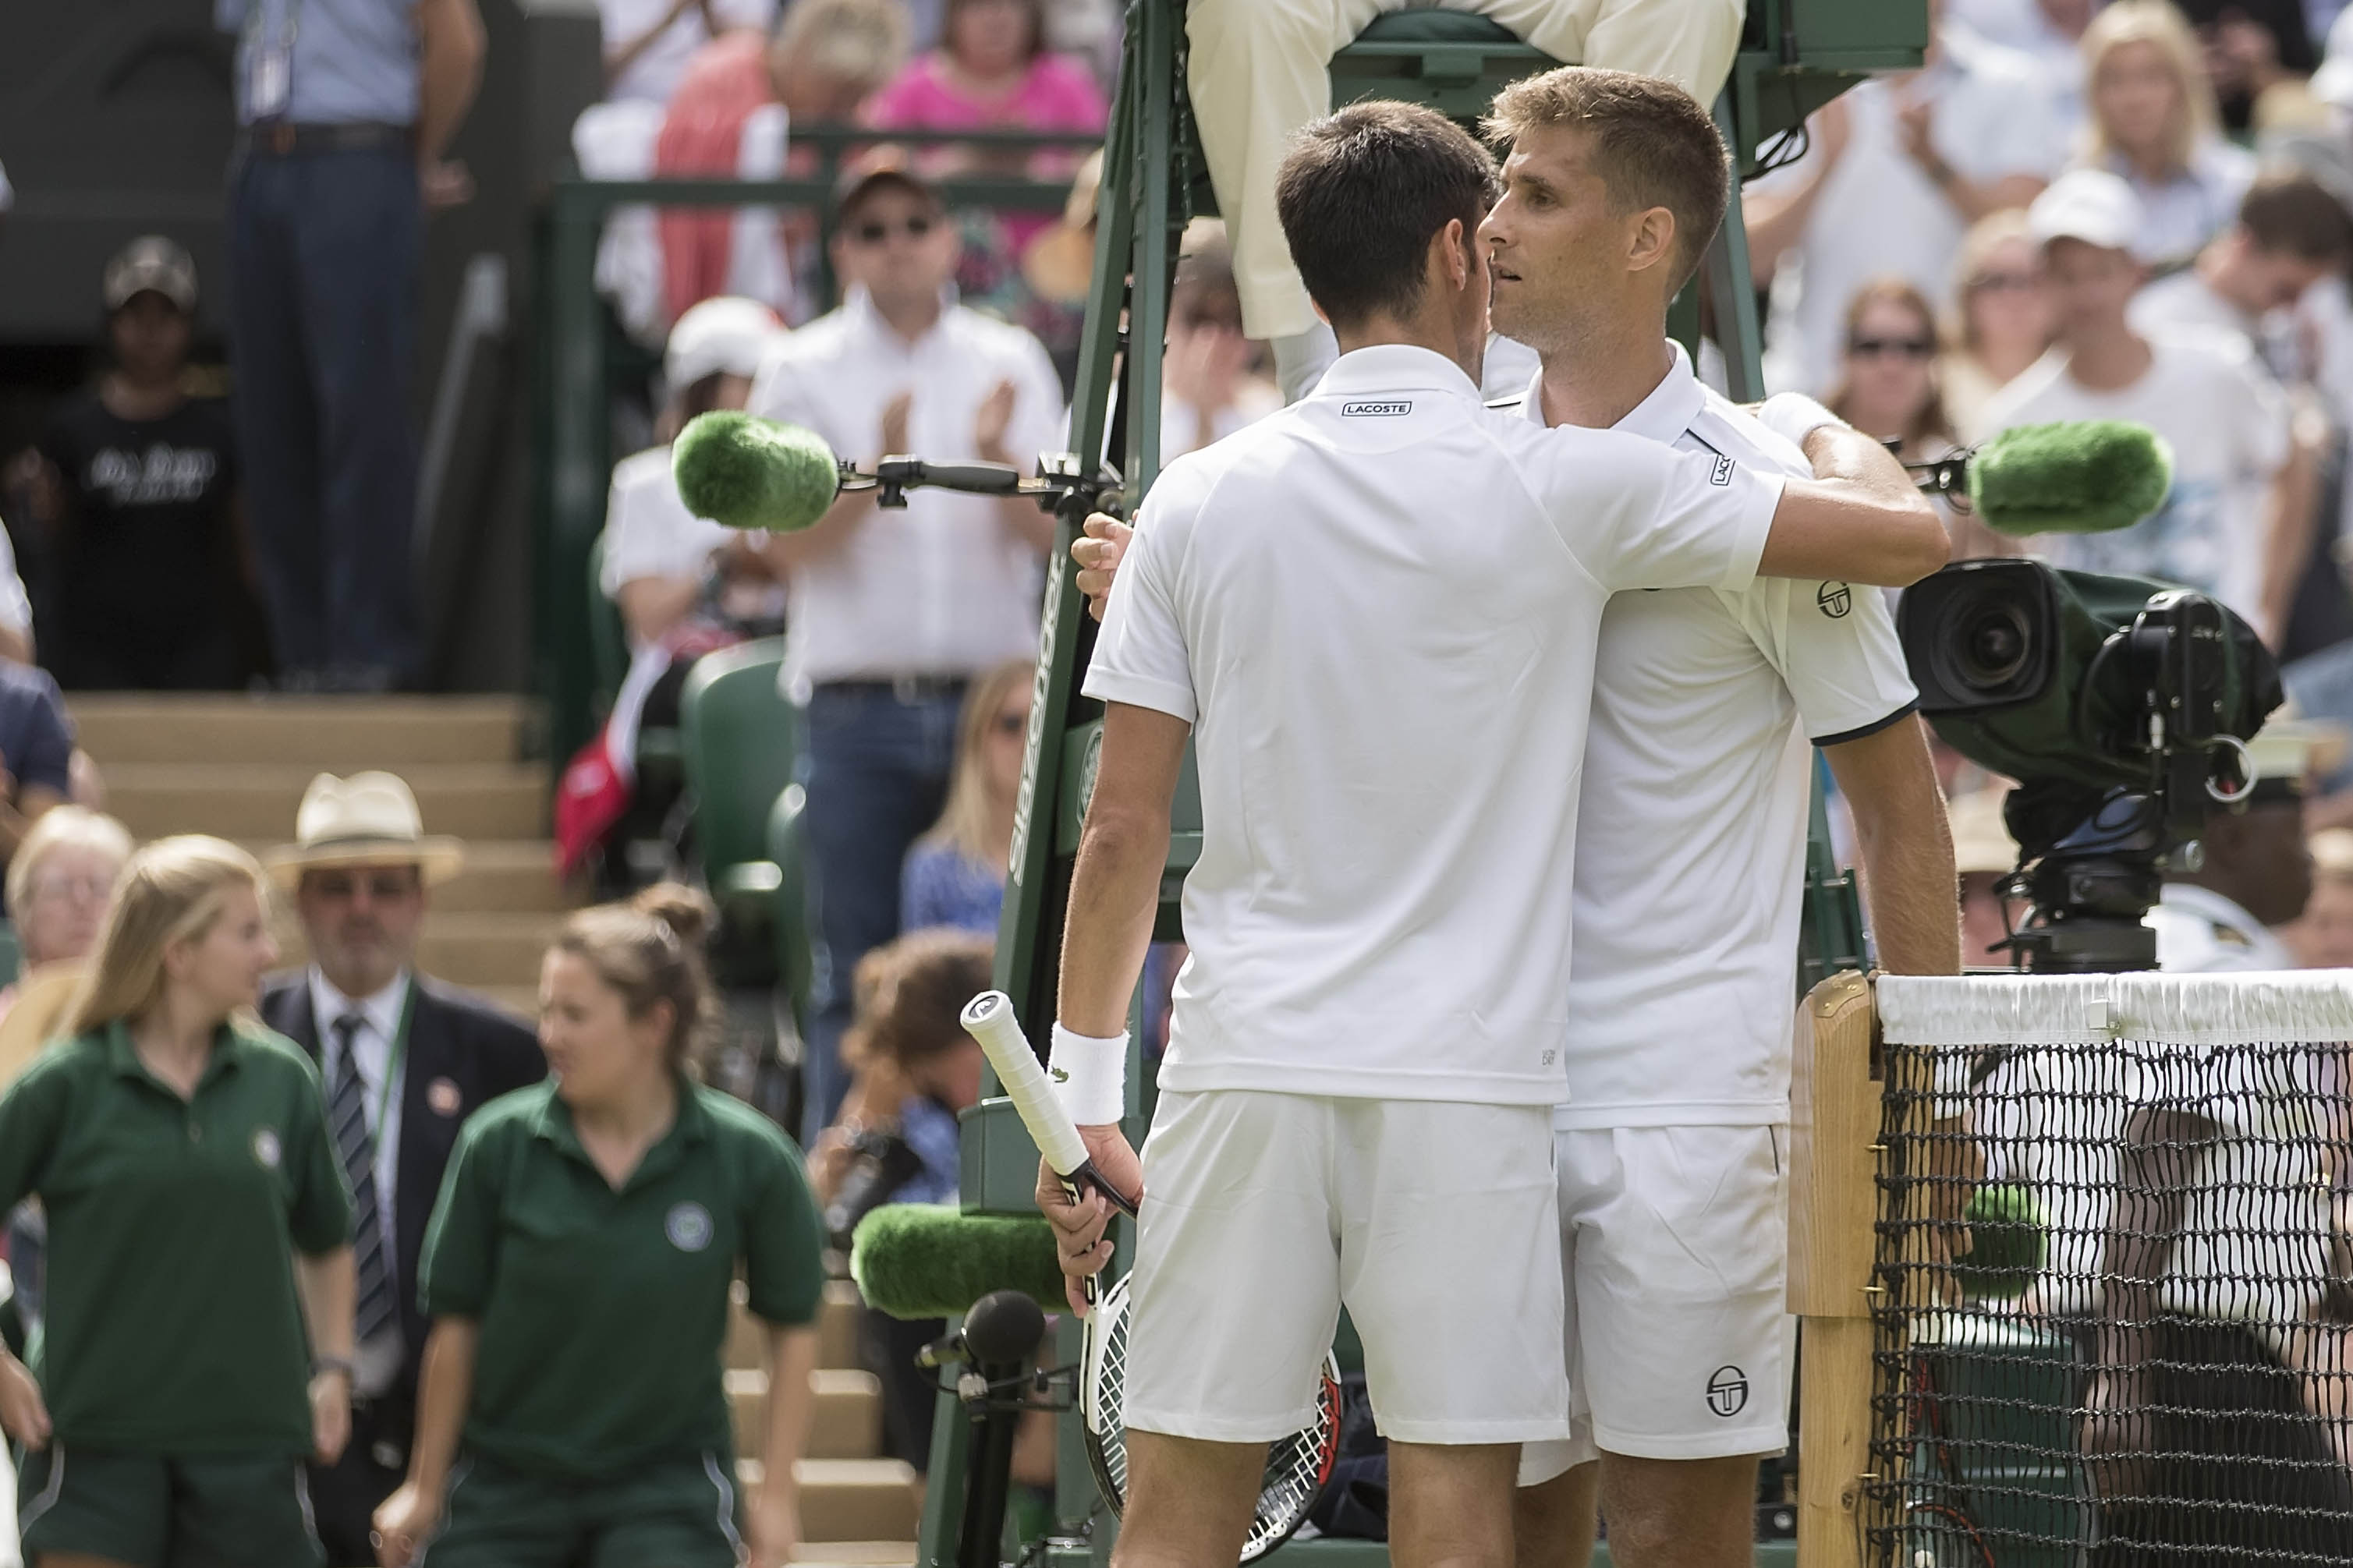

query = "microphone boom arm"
[838,452,1123,517]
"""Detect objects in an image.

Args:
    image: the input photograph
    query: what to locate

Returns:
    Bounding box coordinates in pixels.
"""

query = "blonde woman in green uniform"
[373,885,824,1568]
[0,834,357,1568]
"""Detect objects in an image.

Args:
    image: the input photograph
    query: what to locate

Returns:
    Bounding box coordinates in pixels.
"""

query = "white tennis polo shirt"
[1083,344,1784,1106]
[1501,345,1918,1128]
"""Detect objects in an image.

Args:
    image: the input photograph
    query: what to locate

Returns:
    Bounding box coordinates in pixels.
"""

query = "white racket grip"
[962,990,1090,1177]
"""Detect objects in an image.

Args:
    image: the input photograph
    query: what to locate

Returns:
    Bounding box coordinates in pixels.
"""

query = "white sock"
[1271,324,1339,404]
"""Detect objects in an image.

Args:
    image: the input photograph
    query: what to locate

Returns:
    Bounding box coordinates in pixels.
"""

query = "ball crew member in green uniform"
[0,835,358,1568]
[372,885,824,1568]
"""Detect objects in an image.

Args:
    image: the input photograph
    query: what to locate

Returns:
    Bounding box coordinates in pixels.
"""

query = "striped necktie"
[328,1013,396,1345]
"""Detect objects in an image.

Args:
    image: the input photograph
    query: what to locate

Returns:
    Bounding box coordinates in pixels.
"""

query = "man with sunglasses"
[259,770,545,1565]
[748,151,1065,1147]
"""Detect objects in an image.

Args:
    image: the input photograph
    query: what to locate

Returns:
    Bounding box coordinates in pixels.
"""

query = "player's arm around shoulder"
[1756,395,1947,589]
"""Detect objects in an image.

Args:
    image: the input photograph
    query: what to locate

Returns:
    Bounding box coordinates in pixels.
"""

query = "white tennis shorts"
[1122,1088,1569,1446]
[1519,1124,1795,1485]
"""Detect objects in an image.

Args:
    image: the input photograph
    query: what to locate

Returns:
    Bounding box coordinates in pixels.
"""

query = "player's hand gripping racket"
[959,991,1341,1560]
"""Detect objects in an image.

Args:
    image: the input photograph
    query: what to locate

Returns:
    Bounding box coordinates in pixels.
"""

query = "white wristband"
[1048,1022,1129,1127]
[1756,392,1845,451]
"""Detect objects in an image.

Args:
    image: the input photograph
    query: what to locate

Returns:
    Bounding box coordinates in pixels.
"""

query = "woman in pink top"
[864,0,1107,251]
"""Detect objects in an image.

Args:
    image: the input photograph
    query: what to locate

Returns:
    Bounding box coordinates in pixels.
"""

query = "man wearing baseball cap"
[17,235,262,689]
[1980,168,2309,644]
[258,771,544,1564]
[746,150,1064,1144]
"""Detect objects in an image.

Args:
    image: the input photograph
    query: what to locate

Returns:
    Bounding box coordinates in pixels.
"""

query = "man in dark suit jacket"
[260,771,544,1567]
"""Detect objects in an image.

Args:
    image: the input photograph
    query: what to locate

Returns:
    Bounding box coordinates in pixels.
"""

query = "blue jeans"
[799,683,964,1145]
[225,145,421,681]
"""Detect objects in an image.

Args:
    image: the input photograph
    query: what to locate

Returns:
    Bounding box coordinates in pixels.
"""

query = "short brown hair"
[1274,101,1499,331]
[842,927,996,1074]
[2239,170,2353,264]
[1484,67,1729,295]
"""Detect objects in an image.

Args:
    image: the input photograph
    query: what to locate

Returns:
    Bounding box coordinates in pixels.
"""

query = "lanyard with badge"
[244,0,297,120]
[344,979,417,1132]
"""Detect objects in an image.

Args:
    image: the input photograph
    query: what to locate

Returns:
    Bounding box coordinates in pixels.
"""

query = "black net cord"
[1867,1039,2353,1567]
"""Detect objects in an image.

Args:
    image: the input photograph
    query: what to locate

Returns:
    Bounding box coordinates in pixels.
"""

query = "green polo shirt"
[0,1018,352,1454]
[420,1079,823,1481]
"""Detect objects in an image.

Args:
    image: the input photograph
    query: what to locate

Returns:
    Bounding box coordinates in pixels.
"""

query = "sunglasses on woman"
[1848,336,1936,360]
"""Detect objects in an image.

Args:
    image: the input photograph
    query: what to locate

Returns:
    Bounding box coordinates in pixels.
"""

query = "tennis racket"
[959,990,1342,1560]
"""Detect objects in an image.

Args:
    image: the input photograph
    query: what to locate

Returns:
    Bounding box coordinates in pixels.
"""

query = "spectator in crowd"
[575,0,905,342]
[1983,170,2304,642]
[2018,0,2097,118]
[2132,166,2353,342]
[370,886,823,1568]
[806,927,992,1469]
[0,660,80,881]
[2285,825,2353,965]
[2175,0,2319,129]
[746,154,1062,1145]
[2147,725,2314,968]
[900,659,1033,935]
[14,237,263,690]
[217,0,486,692]
[0,836,356,1567]
[257,770,546,1564]
[1949,790,2020,967]
[1943,210,2057,439]
[1750,0,2068,395]
[0,807,134,1084]
[602,0,775,104]
[1828,280,2004,561]
[865,0,1107,376]
[1160,223,1281,462]
[2081,0,2257,271]
[601,296,788,667]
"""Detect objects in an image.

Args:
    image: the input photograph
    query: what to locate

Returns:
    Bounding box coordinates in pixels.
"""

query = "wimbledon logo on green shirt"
[666,1201,714,1252]
[253,1128,282,1169]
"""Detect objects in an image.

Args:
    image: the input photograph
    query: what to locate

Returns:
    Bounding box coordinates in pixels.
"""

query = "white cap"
[2027,169,2148,260]
[664,296,781,391]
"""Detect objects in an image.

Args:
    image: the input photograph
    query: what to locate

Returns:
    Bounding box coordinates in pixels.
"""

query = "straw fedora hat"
[264,771,466,888]
[1947,789,2019,876]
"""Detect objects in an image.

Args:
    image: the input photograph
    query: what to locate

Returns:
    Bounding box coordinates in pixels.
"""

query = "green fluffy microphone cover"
[1967,418,2174,536]
[849,1205,1067,1319]
[672,409,842,533]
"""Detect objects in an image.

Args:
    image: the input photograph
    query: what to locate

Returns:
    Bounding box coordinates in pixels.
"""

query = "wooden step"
[742,1457,921,1544]
[729,1367,884,1460]
[101,763,546,842]
[733,1280,865,1372]
[788,1545,917,1567]
[68,695,533,767]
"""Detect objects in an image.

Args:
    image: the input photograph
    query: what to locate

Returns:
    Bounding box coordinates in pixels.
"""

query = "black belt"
[813,675,971,703]
[236,121,413,158]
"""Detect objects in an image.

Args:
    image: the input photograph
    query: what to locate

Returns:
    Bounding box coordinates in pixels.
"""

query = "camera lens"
[1960,605,2032,687]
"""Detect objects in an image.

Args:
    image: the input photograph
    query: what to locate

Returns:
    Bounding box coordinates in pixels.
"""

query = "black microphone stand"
[946,1291,1054,1568]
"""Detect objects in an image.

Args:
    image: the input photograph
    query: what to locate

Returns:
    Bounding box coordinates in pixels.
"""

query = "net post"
[1790,969,1878,1568]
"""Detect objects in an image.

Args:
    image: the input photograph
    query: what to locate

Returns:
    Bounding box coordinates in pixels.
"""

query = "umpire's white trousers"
[1186,0,1749,339]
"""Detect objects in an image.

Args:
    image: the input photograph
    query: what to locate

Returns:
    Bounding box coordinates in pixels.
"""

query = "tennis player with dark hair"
[1069,68,1962,1568]
[1037,99,1944,1568]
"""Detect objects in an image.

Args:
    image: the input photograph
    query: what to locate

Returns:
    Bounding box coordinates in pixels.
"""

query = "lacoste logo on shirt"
[1710,455,1737,486]
[666,1202,714,1252]
[1816,582,1852,619]
[1050,1067,1069,1083]
[1340,401,1412,417]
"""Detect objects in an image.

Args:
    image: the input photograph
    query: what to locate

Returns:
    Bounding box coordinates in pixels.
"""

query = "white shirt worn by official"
[309,966,409,1397]
[2146,883,2298,972]
[746,286,1065,698]
[1084,344,1784,1104]
[1498,347,1920,1127]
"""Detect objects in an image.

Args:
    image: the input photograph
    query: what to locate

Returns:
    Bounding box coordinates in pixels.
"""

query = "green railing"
[533,127,1100,764]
